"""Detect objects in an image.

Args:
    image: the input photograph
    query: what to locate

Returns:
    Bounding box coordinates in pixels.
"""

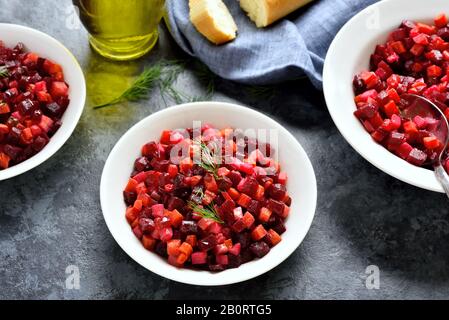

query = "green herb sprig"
[93,60,185,109]
[0,66,9,78]
[194,139,220,179]
[188,201,223,224]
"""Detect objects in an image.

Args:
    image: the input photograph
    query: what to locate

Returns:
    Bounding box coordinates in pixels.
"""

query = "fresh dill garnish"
[194,139,220,179]
[160,61,215,105]
[93,60,185,109]
[93,58,283,109]
[0,66,9,78]
[188,200,223,224]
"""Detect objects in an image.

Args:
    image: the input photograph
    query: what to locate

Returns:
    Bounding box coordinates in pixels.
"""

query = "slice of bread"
[240,0,313,28]
[189,0,238,45]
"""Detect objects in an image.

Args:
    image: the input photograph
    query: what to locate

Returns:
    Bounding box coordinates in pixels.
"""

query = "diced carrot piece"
[279,205,290,218]
[253,185,265,201]
[403,121,418,134]
[416,22,435,35]
[167,239,181,256]
[125,207,139,224]
[24,52,39,64]
[0,103,10,114]
[383,100,399,117]
[133,199,143,211]
[266,229,282,246]
[228,188,240,200]
[232,219,246,233]
[221,191,233,202]
[242,212,255,229]
[124,178,138,192]
[21,127,33,144]
[135,182,147,194]
[0,152,11,169]
[189,175,202,187]
[259,207,272,223]
[166,209,183,228]
[185,235,197,247]
[179,242,193,257]
[224,239,233,249]
[142,236,156,251]
[251,225,267,241]
[423,136,441,149]
[237,193,252,208]
[176,253,188,264]
[204,173,218,192]
[137,192,152,207]
[168,255,183,267]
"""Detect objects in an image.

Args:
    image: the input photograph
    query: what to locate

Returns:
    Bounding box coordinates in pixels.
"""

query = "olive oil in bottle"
[74,0,165,60]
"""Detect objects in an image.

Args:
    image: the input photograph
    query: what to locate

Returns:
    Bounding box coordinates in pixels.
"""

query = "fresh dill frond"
[161,60,216,104]
[188,201,223,224]
[194,139,220,178]
[0,66,9,78]
[94,60,184,109]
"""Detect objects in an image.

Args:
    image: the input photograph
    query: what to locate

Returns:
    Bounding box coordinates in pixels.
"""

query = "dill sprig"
[0,66,9,78]
[160,61,216,105]
[194,139,220,178]
[92,57,283,109]
[93,60,184,109]
[188,201,223,224]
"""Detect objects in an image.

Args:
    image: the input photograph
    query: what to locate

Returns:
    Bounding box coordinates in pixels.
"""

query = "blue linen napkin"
[165,0,377,89]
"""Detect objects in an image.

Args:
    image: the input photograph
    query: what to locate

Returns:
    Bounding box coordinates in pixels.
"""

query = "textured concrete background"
[1,0,449,300]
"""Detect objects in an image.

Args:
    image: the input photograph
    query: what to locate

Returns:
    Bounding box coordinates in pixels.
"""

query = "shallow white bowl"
[323,0,449,193]
[100,102,317,286]
[0,24,86,180]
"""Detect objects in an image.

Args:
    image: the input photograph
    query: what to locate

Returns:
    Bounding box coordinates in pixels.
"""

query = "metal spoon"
[401,93,449,197]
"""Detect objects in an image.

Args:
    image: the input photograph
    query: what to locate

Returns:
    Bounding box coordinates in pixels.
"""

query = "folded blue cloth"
[165,0,377,89]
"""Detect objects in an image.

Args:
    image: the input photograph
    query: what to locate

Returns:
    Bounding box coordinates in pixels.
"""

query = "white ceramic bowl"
[100,102,317,286]
[0,24,86,180]
[323,0,449,193]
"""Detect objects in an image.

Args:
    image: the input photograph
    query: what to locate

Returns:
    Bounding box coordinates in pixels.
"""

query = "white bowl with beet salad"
[0,24,86,180]
[100,102,317,286]
[324,0,449,192]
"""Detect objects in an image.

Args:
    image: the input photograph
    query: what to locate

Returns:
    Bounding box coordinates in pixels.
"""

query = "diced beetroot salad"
[123,125,291,271]
[0,41,70,170]
[353,13,449,173]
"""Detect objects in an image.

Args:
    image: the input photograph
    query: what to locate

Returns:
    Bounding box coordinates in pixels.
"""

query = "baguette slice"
[240,0,313,28]
[189,0,238,45]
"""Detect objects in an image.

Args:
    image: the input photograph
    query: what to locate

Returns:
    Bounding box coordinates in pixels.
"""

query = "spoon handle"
[435,164,449,199]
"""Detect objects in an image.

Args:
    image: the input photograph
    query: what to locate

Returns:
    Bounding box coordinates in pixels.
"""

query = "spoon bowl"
[401,94,449,197]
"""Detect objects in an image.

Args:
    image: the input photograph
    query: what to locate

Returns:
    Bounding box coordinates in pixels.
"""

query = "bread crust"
[189,0,237,45]
[242,0,313,27]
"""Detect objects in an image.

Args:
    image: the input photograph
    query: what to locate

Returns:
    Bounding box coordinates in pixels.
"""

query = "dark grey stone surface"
[1,0,448,300]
